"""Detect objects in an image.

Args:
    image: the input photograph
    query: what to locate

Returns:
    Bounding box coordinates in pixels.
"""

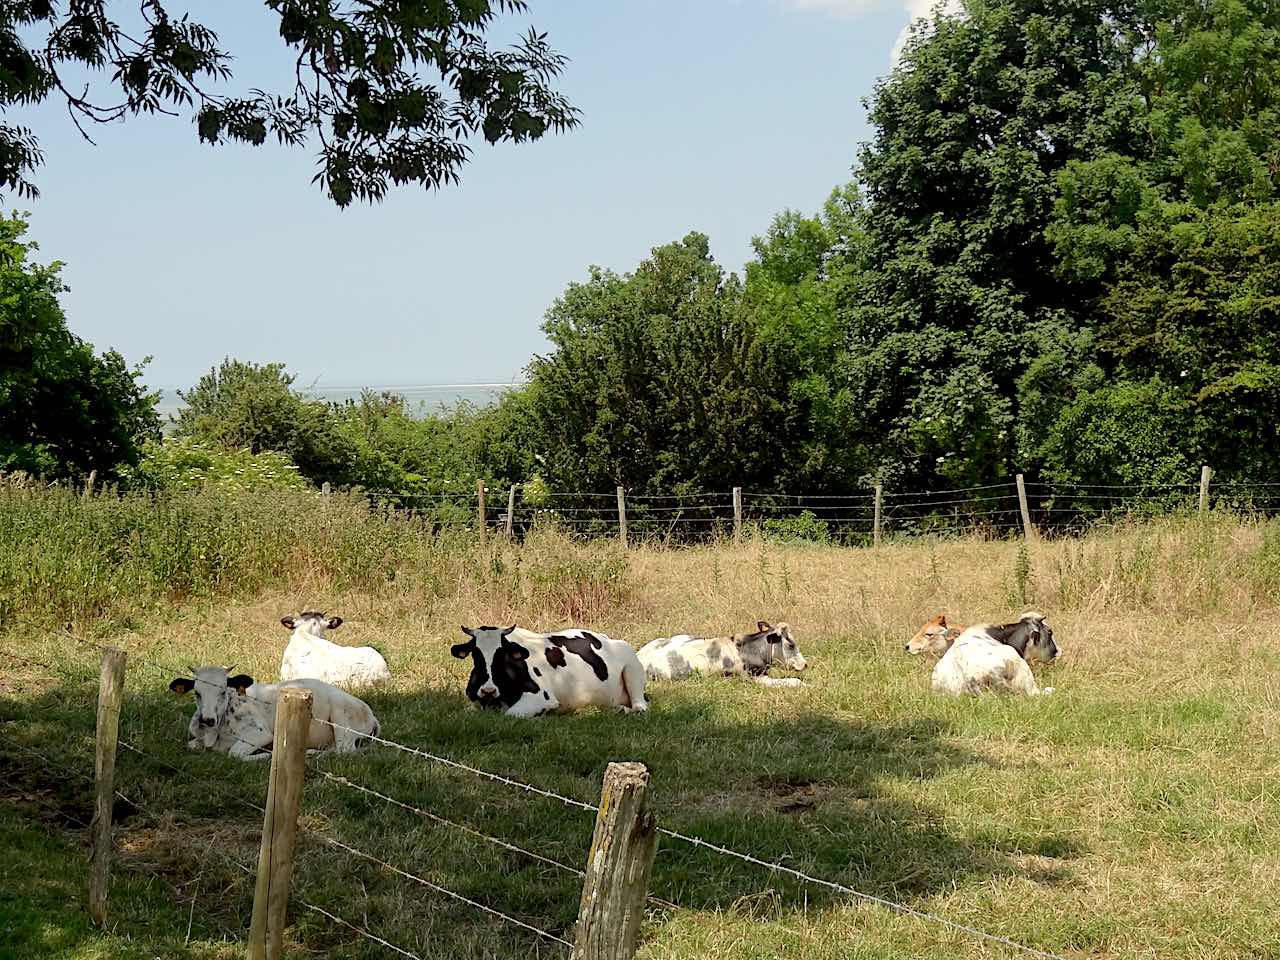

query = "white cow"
[930,613,1059,696]
[637,621,808,688]
[279,611,391,687]
[451,625,648,718]
[169,666,381,760]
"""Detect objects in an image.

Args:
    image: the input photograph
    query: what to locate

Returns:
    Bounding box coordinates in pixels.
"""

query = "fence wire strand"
[312,831,573,948]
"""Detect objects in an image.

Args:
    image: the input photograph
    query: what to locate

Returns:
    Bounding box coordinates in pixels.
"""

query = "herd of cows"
[166,611,1062,760]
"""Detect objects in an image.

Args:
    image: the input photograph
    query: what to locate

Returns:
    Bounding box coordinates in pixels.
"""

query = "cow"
[905,613,966,656]
[451,626,648,718]
[168,666,381,760]
[279,611,392,687]
[929,613,1060,697]
[636,621,808,688]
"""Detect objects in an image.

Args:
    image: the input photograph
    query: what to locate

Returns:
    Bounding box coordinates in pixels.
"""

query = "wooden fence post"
[1015,473,1036,542]
[82,469,97,501]
[616,486,628,549]
[732,487,742,543]
[572,762,658,960]
[320,481,331,497]
[89,647,127,928]
[248,688,312,960]
[476,479,487,546]
[505,484,517,538]
[1199,465,1212,515]
[873,483,883,547]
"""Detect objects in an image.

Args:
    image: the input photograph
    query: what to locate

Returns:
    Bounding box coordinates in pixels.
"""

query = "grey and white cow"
[636,621,808,688]
[451,626,648,718]
[931,612,1060,697]
[168,666,380,760]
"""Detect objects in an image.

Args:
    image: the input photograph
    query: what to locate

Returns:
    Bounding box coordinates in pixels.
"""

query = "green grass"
[2,488,1279,958]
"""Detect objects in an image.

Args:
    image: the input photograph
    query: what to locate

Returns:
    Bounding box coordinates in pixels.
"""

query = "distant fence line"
[360,466,1280,545]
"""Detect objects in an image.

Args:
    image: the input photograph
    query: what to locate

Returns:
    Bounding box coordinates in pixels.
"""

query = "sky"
[15,0,932,395]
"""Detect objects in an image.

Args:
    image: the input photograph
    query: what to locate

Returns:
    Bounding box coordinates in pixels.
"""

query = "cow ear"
[327,617,343,630]
[757,620,771,633]
[281,616,296,629]
[169,678,194,695]
[460,626,475,638]
[450,642,473,660]
[507,644,529,661]
[937,614,947,626]
[227,674,254,694]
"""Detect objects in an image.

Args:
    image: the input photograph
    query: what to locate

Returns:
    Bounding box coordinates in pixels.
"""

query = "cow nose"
[479,685,498,698]
[198,717,215,728]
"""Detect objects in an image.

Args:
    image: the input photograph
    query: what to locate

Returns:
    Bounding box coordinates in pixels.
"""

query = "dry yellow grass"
[4,513,1280,959]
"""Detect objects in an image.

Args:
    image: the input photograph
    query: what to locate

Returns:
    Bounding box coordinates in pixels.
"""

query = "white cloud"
[780,0,964,66]
[891,0,962,66]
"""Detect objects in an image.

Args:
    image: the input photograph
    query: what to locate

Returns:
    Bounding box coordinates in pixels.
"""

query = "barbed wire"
[300,901,426,960]
[312,831,572,948]
[315,770,586,879]
[317,722,598,814]
[654,825,1068,960]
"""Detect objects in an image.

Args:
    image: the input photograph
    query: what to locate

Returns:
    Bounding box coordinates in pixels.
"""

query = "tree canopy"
[0,1,577,205]
[0,211,158,479]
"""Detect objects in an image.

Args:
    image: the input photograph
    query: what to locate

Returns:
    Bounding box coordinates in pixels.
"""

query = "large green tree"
[527,233,802,495]
[0,212,158,479]
[0,1,577,205]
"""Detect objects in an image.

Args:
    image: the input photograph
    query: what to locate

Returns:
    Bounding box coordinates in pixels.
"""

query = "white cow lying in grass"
[169,666,381,760]
[279,611,391,687]
[637,621,808,688]
[929,612,1060,696]
[451,625,648,718]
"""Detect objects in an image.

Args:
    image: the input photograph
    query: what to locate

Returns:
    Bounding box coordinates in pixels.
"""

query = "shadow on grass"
[1,675,1086,960]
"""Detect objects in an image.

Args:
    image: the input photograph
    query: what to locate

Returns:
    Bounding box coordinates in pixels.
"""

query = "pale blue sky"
[17,0,920,393]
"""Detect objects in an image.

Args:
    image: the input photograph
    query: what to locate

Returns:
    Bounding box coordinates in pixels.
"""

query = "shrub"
[122,437,308,492]
[762,510,831,545]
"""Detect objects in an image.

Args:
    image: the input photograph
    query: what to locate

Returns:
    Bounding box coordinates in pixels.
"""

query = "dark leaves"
[0,1,577,207]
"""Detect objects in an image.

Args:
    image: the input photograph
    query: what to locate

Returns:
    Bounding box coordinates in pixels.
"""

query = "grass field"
[2,487,1279,959]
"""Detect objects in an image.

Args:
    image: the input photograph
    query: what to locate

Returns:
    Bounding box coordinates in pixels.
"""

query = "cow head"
[740,621,807,672]
[906,614,959,655]
[169,666,255,748]
[1016,612,1059,664]
[452,626,533,708]
[281,610,342,635]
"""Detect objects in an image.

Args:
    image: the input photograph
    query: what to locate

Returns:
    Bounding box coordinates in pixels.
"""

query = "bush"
[762,510,831,545]
[122,437,308,492]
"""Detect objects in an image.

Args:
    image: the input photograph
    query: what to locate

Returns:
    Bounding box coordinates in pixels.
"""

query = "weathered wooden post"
[476,479,487,546]
[83,469,97,501]
[616,486,628,549]
[1015,473,1037,542]
[1199,465,1212,515]
[572,762,658,960]
[320,481,331,497]
[732,487,743,543]
[248,688,312,960]
[505,484,517,538]
[89,647,127,927]
[873,483,883,547]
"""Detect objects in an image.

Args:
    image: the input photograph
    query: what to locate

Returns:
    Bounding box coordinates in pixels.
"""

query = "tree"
[173,358,349,483]
[0,1,578,205]
[0,212,158,479]
[528,233,802,494]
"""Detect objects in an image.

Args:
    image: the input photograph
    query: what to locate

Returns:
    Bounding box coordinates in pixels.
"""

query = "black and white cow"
[451,626,648,717]
[168,666,381,759]
[931,613,1060,697]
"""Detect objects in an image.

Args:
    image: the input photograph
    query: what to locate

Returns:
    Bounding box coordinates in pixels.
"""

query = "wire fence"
[0,637,1077,960]
[355,466,1278,546]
